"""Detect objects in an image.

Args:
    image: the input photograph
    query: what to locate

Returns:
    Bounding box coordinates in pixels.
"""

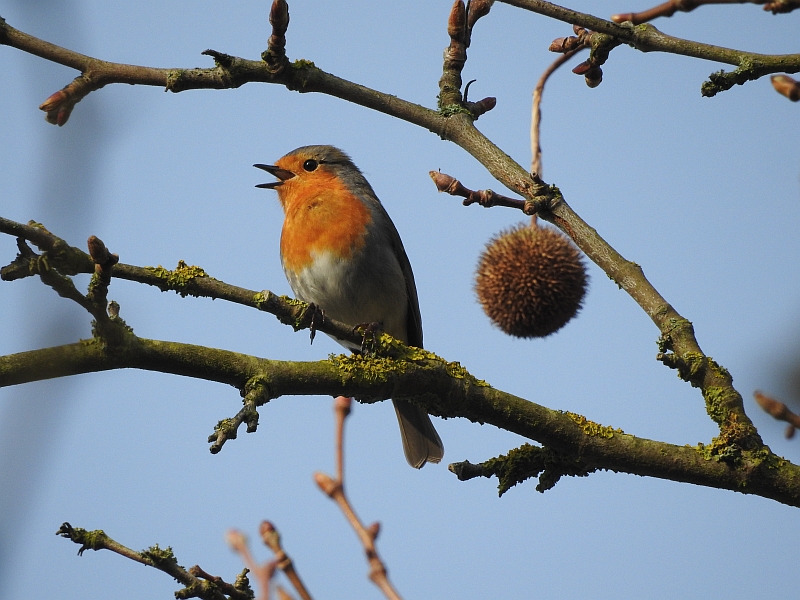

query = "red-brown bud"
[269,0,289,30]
[584,67,603,88]
[771,75,800,102]
[335,395,352,417]
[314,471,339,496]
[225,529,248,552]
[467,0,492,28]
[448,0,467,40]
[610,13,634,23]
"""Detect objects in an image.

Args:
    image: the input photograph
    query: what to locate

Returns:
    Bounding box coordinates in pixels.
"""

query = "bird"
[254,145,444,468]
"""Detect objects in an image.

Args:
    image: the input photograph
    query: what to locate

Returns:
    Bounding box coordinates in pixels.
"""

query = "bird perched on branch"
[255,145,444,468]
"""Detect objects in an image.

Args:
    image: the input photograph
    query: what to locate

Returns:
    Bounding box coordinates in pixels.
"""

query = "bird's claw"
[306,303,325,345]
[353,321,381,355]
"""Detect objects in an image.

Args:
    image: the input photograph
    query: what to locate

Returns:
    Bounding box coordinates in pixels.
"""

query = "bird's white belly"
[283,249,408,342]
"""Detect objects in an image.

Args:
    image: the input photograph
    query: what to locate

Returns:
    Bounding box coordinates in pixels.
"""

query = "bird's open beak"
[254,164,296,189]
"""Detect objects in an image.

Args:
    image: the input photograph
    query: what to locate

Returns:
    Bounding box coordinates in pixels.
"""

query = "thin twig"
[259,521,312,600]
[226,529,278,600]
[56,523,252,600]
[429,171,537,212]
[531,47,585,178]
[315,398,402,600]
[334,396,351,482]
[611,0,800,24]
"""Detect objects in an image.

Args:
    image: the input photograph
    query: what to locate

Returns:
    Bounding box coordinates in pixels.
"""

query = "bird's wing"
[386,215,423,349]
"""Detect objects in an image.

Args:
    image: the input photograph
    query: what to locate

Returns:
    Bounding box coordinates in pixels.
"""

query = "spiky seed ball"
[475,222,588,338]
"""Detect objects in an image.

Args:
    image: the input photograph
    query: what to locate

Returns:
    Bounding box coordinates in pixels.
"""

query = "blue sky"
[1,1,799,598]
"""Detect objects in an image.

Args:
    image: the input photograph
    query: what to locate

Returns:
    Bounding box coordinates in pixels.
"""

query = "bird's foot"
[304,303,325,345]
[353,321,381,355]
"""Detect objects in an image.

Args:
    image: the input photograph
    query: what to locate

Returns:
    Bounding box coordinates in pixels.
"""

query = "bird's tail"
[392,399,444,468]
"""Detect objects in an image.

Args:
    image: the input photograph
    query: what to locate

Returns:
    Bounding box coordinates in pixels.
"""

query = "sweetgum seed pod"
[475,222,588,338]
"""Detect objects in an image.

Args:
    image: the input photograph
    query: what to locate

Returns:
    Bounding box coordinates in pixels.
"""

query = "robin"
[255,145,444,468]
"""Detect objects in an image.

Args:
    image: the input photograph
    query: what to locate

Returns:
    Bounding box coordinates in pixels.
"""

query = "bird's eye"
[302,159,318,172]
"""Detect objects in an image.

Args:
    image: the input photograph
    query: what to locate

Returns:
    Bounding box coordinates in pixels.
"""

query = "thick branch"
[0,6,786,504]
[2,338,798,507]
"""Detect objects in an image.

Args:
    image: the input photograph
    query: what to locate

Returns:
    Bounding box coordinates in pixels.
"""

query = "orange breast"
[279,170,372,272]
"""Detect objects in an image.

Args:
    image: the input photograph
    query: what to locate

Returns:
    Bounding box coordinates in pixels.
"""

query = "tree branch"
[610,0,800,24]
[2,330,799,507]
[56,523,253,600]
[1,2,795,506]
[315,397,401,600]
[498,0,800,94]
[0,217,367,350]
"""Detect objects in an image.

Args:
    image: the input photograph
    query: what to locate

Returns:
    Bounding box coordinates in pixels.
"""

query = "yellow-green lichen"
[276,295,310,329]
[679,351,705,380]
[65,527,108,554]
[213,418,238,437]
[566,411,623,438]
[328,353,400,385]
[444,359,488,386]
[749,446,788,470]
[439,103,473,118]
[233,569,253,594]
[658,317,693,350]
[694,438,737,463]
[376,336,488,386]
[705,357,731,380]
[702,385,740,424]
[253,290,271,310]
[165,69,186,91]
[280,295,306,308]
[145,260,210,296]
[291,59,315,69]
[694,411,748,463]
[328,340,489,389]
[141,544,181,569]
